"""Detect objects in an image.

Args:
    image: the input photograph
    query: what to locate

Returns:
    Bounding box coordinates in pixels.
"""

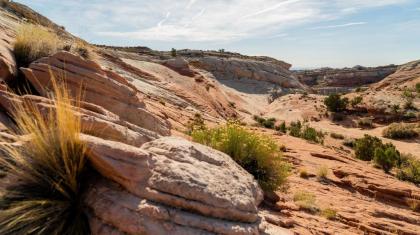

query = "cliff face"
[294,65,398,88]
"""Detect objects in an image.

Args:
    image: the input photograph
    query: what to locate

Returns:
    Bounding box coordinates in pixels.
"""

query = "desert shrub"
[275,122,287,133]
[391,104,401,115]
[171,48,177,57]
[403,99,416,110]
[350,96,363,107]
[416,83,420,93]
[354,135,383,161]
[316,165,329,180]
[331,112,345,121]
[342,138,356,148]
[289,121,302,137]
[293,191,319,213]
[383,123,419,139]
[301,126,324,144]
[330,132,344,140]
[0,77,90,234]
[357,118,373,128]
[299,168,309,178]
[186,113,206,135]
[191,122,290,191]
[14,24,60,67]
[402,90,415,99]
[373,144,400,173]
[324,94,348,112]
[253,116,276,129]
[396,156,420,185]
[321,208,337,220]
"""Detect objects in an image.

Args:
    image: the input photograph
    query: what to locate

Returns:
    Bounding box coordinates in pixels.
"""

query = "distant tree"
[171,48,177,57]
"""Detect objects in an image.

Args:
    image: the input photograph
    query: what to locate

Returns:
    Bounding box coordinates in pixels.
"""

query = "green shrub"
[293,191,319,213]
[350,96,363,107]
[289,121,302,137]
[14,24,60,67]
[373,144,400,173]
[253,116,276,129]
[276,122,287,133]
[330,132,345,140]
[171,48,177,57]
[383,123,419,139]
[416,83,420,93]
[354,135,383,161]
[191,122,290,191]
[324,94,348,112]
[397,156,420,185]
[301,126,324,144]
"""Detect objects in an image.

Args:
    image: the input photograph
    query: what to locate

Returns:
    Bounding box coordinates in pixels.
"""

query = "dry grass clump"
[383,123,419,139]
[293,191,319,213]
[0,76,90,234]
[316,165,329,181]
[14,24,61,67]
[299,168,309,178]
[191,121,290,191]
[321,208,337,220]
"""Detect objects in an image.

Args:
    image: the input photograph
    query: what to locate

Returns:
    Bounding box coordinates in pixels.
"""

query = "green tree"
[374,144,400,173]
[171,48,177,57]
[354,134,383,161]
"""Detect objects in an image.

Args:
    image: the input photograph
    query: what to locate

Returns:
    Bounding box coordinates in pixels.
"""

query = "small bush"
[253,116,276,129]
[383,123,419,139]
[354,135,383,161]
[373,144,400,173]
[276,122,287,133]
[350,96,363,107]
[301,126,324,144]
[191,122,290,191]
[357,118,373,128]
[14,24,60,67]
[324,94,348,112]
[171,48,177,57]
[293,191,319,213]
[186,113,206,135]
[396,156,420,185]
[299,168,309,178]
[289,121,302,137]
[316,165,329,180]
[330,132,344,140]
[416,83,420,93]
[321,208,337,220]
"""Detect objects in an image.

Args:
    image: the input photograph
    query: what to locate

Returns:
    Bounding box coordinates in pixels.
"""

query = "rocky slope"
[0,3,419,235]
[295,65,398,94]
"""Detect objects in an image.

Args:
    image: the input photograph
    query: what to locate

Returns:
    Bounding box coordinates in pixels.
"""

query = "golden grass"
[0,75,90,234]
[321,208,337,220]
[14,24,60,67]
[316,165,329,181]
[293,191,319,213]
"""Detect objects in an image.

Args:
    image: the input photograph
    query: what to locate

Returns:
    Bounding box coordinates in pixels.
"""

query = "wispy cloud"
[310,22,367,30]
[15,0,412,42]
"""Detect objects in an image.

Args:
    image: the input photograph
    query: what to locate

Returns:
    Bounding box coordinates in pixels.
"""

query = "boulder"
[21,52,170,135]
[0,33,16,82]
[83,135,265,235]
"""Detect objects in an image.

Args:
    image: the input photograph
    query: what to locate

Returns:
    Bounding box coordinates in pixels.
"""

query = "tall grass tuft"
[14,24,60,67]
[0,75,90,234]
[191,121,290,191]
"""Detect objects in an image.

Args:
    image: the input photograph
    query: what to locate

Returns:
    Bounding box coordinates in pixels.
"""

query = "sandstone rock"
[83,135,264,234]
[162,57,195,77]
[21,52,170,135]
[188,56,304,89]
[0,32,16,82]
[295,65,397,88]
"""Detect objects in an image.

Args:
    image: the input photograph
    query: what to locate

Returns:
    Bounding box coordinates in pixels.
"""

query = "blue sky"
[15,0,420,68]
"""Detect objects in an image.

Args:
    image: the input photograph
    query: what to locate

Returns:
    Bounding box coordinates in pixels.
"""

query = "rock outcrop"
[295,65,398,88]
[84,135,264,235]
[21,52,171,135]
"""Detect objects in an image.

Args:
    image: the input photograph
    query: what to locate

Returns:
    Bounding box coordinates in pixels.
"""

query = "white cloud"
[310,22,367,30]
[16,0,411,42]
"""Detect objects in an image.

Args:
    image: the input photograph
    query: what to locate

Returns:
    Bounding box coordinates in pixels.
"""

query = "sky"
[14,0,420,69]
